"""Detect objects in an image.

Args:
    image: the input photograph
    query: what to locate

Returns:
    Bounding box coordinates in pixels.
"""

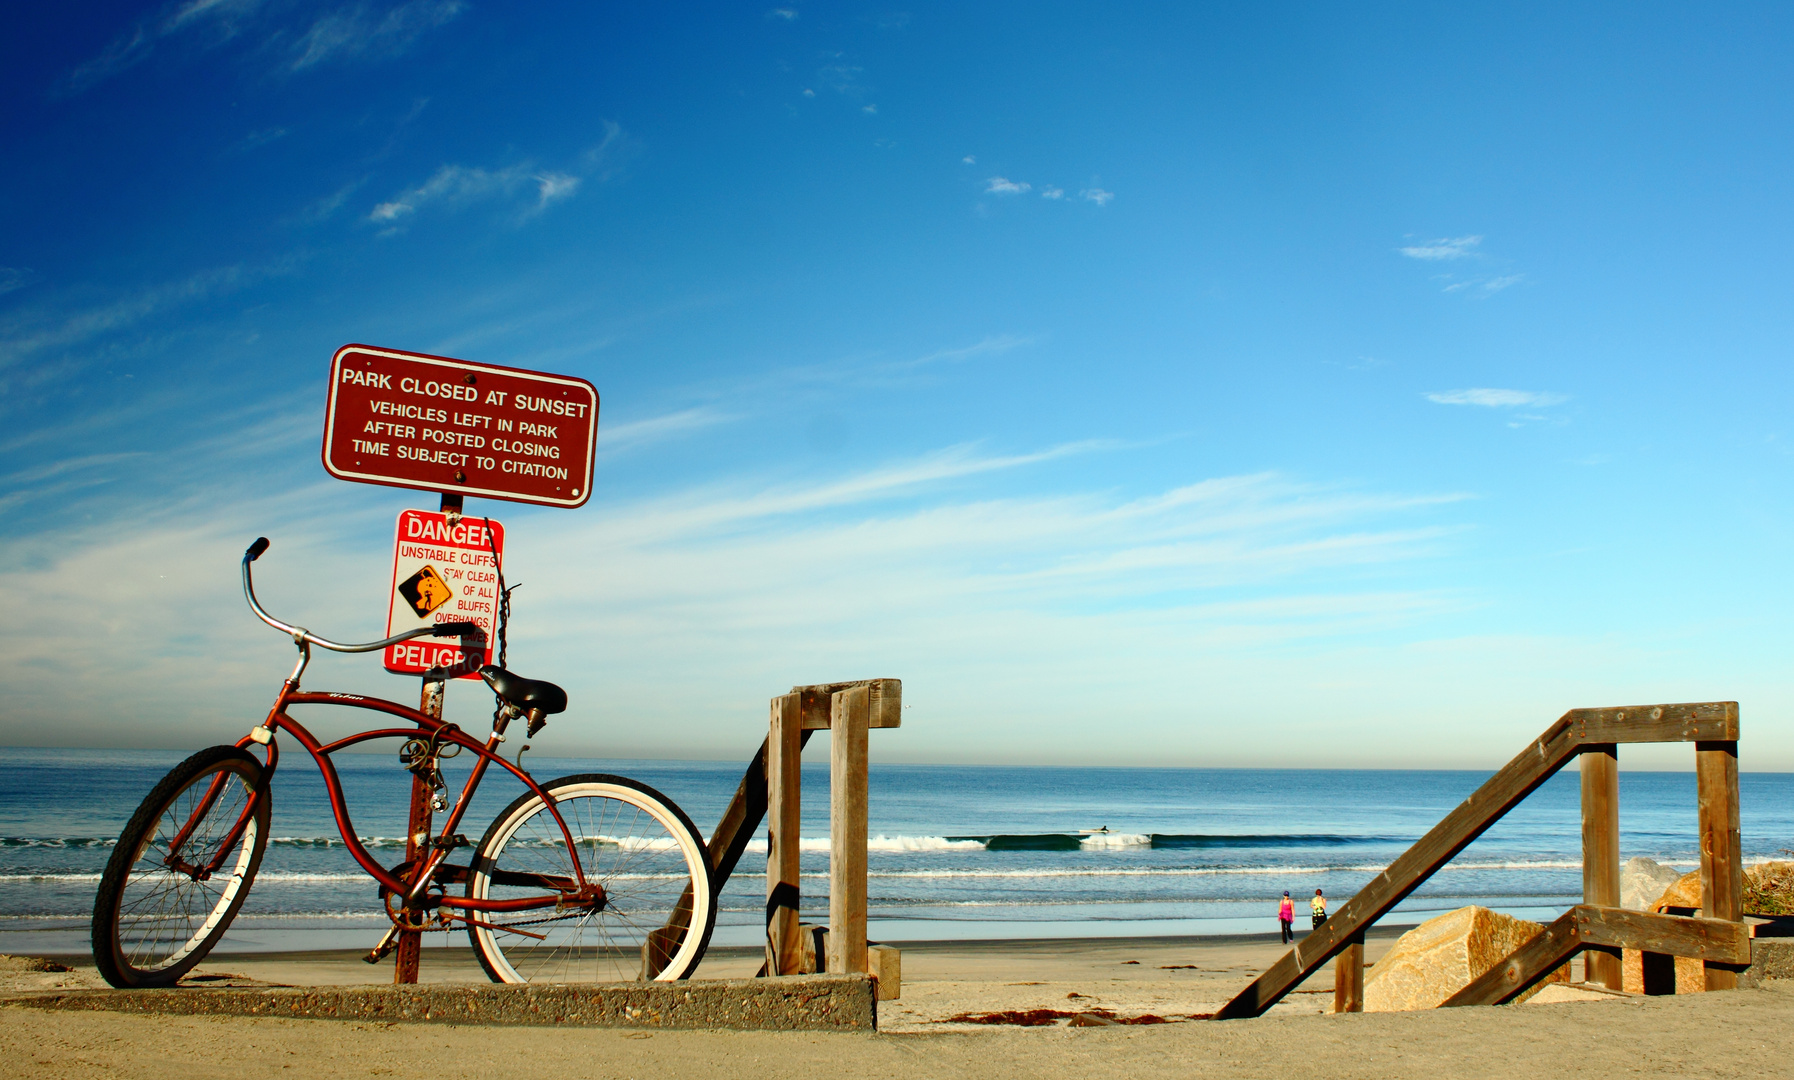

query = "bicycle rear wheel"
[466,773,715,983]
[91,746,271,988]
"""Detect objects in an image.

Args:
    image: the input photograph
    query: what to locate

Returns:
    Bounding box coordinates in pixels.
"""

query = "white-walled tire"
[91,746,270,988]
[466,774,715,983]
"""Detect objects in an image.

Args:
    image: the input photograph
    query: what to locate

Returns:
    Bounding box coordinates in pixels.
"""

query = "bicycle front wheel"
[466,773,715,984]
[91,745,271,987]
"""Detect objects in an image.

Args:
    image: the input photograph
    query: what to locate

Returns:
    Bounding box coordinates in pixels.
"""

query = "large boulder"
[1654,869,1703,913]
[1621,857,1684,911]
[1363,906,1568,1012]
[1621,865,1704,994]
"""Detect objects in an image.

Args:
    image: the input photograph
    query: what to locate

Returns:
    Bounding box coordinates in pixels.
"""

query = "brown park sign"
[322,344,599,508]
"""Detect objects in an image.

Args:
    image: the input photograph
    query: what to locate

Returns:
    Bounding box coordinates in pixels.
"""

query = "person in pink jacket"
[1277,891,1295,943]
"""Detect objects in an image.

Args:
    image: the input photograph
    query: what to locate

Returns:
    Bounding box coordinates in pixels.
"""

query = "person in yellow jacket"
[1310,888,1327,930]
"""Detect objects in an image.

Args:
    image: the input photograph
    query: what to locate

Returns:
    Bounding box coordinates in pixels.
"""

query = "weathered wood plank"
[1214,715,1582,1019]
[767,692,806,975]
[648,729,814,979]
[868,944,901,1001]
[709,738,768,884]
[1697,739,1745,990]
[793,679,901,729]
[828,685,871,976]
[1566,702,1738,744]
[1581,745,1622,989]
[1441,909,1582,1008]
[1333,932,1364,1013]
[1573,905,1751,964]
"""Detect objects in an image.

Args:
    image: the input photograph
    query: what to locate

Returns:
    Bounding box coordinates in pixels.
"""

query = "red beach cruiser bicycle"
[90,537,715,988]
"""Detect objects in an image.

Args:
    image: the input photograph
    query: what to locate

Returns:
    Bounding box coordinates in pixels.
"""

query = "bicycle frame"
[164,536,606,931]
[187,678,600,920]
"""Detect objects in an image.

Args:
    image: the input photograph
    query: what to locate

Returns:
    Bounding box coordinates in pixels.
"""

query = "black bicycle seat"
[478,665,568,716]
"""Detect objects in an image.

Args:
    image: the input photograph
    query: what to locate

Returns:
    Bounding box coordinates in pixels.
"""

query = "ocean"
[4,747,1790,957]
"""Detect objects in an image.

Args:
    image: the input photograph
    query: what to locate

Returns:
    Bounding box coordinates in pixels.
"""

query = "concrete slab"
[2,974,877,1031]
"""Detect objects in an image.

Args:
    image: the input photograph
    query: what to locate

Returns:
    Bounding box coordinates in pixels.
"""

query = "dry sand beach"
[5,934,1788,1079]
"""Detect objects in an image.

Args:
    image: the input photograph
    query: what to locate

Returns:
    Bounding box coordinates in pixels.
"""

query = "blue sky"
[3,2,1791,769]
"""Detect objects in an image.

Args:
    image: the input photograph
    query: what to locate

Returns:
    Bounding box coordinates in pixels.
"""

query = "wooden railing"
[1213,701,1743,1020]
[1442,904,1751,1006]
[644,679,901,989]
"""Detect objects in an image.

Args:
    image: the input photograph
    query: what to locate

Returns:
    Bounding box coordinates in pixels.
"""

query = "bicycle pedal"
[431,833,470,852]
[364,926,400,964]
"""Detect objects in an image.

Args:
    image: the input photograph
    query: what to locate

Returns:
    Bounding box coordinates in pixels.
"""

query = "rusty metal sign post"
[319,344,598,983]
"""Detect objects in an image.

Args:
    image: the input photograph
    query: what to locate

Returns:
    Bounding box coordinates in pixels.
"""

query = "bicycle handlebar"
[242,538,484,654]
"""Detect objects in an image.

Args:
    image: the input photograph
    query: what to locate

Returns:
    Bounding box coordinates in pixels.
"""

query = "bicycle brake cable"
[483,519,521,726]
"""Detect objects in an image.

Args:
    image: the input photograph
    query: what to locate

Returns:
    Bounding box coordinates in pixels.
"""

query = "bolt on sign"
[322,344,599,508]
[385,509,505,679]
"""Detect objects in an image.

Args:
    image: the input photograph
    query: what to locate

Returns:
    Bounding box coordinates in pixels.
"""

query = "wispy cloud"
[532,172,581,210]
[59,0,462,95]
[1426,388,1568,408]
[227,127,289,154]
[0,268,38,296]
[1080,187,1114,206]
[370,164,530,223]
[60,0,263,94]
[767,7,798,19]
[0,445,1471,762]
[367,126,625,232]
[1401,235,1525,296]
[1040,186,1064,200]
[901,334,1034,369]
[1400,235,1482,260]
[596,407,735,456]
[290,0,467,71]
[985,177,1030,195]
[296,178,366,223]
[0,262,290,372]
[741,334,1040,393]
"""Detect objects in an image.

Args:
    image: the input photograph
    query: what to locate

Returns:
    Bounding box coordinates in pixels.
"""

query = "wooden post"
[766,691,805,975]
[393,491,461,984]
[1332,931,1364,1013]
[1696,739,1744,991]
[1580,744,1622,990]
[393,674,443,984]
[828,685,871,975]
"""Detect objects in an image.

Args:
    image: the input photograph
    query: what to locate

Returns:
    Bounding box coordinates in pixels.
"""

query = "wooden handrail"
[1440,904,1752,1007]
[1213,702,1738,1020]
[645,679,900,980]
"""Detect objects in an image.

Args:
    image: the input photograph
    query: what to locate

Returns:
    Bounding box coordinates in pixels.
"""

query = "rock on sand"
[1363,906,1567,1011]
[1621,856,1683,911]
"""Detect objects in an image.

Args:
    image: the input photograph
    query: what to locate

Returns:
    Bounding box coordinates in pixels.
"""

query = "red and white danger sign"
[383,509,505,680]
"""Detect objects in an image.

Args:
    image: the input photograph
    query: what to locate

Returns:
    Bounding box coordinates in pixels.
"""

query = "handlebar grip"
[246,537,271,562]
[432,621,481,638]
